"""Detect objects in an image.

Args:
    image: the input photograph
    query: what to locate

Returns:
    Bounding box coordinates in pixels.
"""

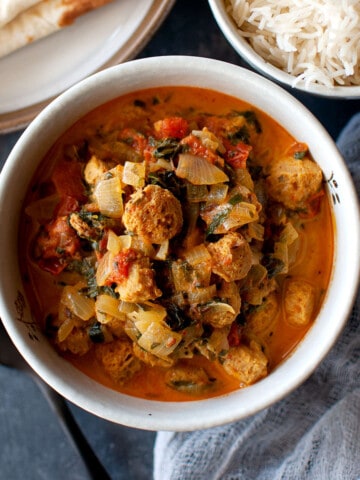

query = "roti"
[0,0,41,28]
[0,0,114,58]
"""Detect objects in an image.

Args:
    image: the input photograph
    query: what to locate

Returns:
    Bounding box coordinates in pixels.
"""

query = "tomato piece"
[286,141,308,159]
[35,216,80,274]
[118,128,148,155]
[55,195,80,216]
[299,190,325,219]
[51,160,87,202]
[227,321,242,347]
[180,134,220,164]
[107,248,139,283]
[224,140,252,169]
[154,117,189,139]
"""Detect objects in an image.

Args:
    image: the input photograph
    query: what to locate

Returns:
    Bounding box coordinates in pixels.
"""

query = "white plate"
[0,0,175,133]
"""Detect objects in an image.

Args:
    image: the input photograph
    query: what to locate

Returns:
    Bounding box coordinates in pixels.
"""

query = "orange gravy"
[20,86,334,401]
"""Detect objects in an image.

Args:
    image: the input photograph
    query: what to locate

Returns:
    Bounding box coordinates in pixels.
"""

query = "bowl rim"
[0,55,359,431]
[208,0,360,99]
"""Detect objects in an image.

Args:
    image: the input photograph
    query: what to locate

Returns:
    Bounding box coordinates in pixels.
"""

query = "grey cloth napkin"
[153,114,360,480]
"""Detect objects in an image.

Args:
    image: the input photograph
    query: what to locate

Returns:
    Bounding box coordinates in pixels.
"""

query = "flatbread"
[0,0,114,58]
[0,0,42,28]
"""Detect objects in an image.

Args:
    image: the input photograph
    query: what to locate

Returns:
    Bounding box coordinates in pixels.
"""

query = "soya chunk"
[245,292,279,335]
[115,253,162,303]
[207,232,252,282]
[222,340,268,387]
[95,338,141,384]
[122,184,183,244]
[165,364,215,393]
[266,156,322,210]
[284,278,316,327]
[57,327,92,356]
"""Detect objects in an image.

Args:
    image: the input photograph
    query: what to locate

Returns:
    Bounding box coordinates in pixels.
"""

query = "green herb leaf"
[206,206,231,237]
[89,322,105,343]
[228,193,244,205]
[153,138,181,160]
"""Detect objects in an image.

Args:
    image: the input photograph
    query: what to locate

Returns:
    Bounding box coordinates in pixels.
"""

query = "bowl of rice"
[209,0,360,98]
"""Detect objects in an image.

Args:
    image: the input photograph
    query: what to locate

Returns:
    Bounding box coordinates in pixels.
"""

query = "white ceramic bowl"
[209,0,360,99]
[0,56,359,431]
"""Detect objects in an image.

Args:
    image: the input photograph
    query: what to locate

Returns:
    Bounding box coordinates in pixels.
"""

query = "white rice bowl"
[209,0,360,98]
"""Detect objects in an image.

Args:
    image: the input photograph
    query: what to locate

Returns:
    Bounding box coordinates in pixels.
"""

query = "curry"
[19,86,334,401]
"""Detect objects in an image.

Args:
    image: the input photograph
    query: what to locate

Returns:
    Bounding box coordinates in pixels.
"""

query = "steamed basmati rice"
[226,0,360,87]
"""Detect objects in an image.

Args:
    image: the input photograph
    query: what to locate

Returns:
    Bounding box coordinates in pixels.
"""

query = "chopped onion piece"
[130,303,167,324]
[130,236,155,258]
[61,283,95,321]
[279,222,299,245]
[95,295,124,323]
[234,168,254,191]
[222,202,258,230]
[122,161,146,187]
[148,158,173,172]
[273,241,289,274]
[201,301,235,315]
[107,232,132,255]
[57,317,76,343]
[187,284,217,304]
[207,184,228,203]
[155,240,169,260]
[124,319,140,342]
[119,301,138,314]
[191,128,226,153]
[186,184,208,202]
[93,176,123,218]
[176,154,228,185]
[247,222,265,241]
[183,244,211,266]
[137,321,182,358]
[96,251,114,287]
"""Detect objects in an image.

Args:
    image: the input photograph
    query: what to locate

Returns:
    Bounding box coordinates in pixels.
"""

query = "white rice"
[226,0,360,87]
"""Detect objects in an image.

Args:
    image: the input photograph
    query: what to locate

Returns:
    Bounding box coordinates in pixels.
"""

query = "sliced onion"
[57,317,76,343]
[155,240,169,260]
[247,222,265,241]
[273,241,289,274]
[191,128,226,153]
[207,184,228,203]
[107,232,132,255]
[176,154,229,185]
[222,202,259,230]
[148,158,173,172]
[187,284,217,304]
[93,176,123,218]
[137,321,182,358]
[124,319,141,342]
[130,236,155,258]
[95,294,124,323]
[186,184,208,202]
[96,251,114,287]
[119,301,138,314]
[130,303,167,325]
[234,167,254,191]
[183,244,211,266]
[122,161,146,187]
[279,222,299,245]
[60,283,95,321]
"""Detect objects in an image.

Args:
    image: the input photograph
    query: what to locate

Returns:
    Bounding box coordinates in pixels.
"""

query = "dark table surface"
[1,1,359,479]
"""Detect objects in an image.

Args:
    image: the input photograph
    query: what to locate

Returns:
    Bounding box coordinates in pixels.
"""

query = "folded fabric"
[154,113,360,480]
[0,0,113,59]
